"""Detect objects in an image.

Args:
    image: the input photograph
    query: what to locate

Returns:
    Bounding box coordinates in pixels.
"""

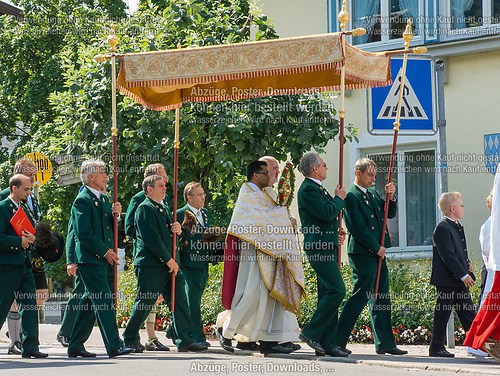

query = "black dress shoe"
[260,344,294,355]
[217,328,234,353]
[22,351,49,359]
[145,339,170,351]
[376,347,408,355]
[236,341,260,351]
[68,349,97,358]
[299,334,325,355]
[280,342,301,352]
[339,347,352,355]
[197,341,211,348]
[56,333,70,347]
[324,347,349,357]
[8,341,21,355]
[127,344,144,353]
[108,346,135,358]
[178,342,208,352]
[429,348,454,358]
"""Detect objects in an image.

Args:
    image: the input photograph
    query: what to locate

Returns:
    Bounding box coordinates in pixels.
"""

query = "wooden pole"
[373,20,413,299]
[109,27,120,307]
[337,1,349,269]
[170,107,180,312]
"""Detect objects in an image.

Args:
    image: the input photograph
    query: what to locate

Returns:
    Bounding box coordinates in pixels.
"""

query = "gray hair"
[354,158,377,173]
[80,160,106,185]
[184,181,202,201]
[144,163,165,178]
[142,175,163,193]
[299,152,321,177]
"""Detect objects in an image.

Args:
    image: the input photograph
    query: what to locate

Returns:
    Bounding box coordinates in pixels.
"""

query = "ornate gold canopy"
[117,33,391,111]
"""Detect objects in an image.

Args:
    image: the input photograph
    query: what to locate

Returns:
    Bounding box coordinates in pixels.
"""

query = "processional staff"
[373,20,427,298]
[336,1,366,269]
[95,25,124,307]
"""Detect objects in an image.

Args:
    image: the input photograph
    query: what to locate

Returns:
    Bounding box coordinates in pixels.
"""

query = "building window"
[367,149,437,250]
[441,0,500,37]
[330,0,500,46]
[332,0,426,46]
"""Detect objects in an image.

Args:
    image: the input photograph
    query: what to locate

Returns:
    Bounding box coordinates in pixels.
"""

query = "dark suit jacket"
[71,187,114,264]
[0,198,34,265]
[298,178,344,253]
[124,191,171,240]
[344,185,397,255]
[430,218,470,287]
[177,204,211,267]
[134,197,173,266]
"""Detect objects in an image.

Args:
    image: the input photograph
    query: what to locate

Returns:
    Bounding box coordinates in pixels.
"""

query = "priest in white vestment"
[220,160,305,355]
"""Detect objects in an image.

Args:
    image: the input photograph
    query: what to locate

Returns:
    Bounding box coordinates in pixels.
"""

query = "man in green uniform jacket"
[0,158,45,355]
[0,174,48,358]
[177,181,211,347]
[336,157,407,355]
[123,163,172,351]
[67,160,133,358]
[123,175,207,352]
[297,152,348,357]
[58,211,115,349]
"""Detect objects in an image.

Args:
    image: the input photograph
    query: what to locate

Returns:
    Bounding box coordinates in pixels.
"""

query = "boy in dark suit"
[429,191,476,358]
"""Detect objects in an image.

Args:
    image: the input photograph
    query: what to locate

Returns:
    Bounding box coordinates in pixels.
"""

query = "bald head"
[9,174,32,203]
[259,156,279,185]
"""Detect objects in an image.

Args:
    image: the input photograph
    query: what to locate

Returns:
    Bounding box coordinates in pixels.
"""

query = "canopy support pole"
[374,20,415,299]
[171,107,180,312]
[95,25,121,307]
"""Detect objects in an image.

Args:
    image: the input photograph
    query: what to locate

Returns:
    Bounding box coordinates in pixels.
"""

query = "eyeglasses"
[190,193,206,197]
[255,171,269,176]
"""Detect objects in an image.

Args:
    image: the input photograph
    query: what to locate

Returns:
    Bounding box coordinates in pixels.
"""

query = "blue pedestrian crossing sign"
[368,57,436,135]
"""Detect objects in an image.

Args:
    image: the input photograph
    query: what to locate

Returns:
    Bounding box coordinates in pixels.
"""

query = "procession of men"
[0,155,499,364]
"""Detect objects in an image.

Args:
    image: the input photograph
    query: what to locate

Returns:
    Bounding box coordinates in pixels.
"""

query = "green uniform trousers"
[123,265,194,349]
[0,261,40,355]
[59,274,85,338]
[337,253,396,351]
[182,265,209,343]
[59,265,113,339]
[301,251,345,349]
[68,264,122,356]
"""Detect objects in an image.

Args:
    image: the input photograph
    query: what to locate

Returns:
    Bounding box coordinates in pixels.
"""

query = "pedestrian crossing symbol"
[368,57,436,135]
[377,68,428,120]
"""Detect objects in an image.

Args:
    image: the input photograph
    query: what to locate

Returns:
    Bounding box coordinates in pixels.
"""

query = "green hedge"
[116,258,483,344]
